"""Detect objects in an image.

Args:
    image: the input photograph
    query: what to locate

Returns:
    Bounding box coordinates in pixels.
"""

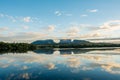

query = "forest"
[36,43,120,48]
[0,42,36,53]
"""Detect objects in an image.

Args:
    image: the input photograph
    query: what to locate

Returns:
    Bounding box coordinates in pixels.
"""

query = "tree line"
[36,43,120,48]
[0,41,120,53]
[0,42,36,53]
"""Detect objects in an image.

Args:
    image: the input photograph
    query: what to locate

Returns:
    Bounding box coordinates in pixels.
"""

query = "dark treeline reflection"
[33,48,118,54]
[33,49,92,54]
[0,48,117,54]
[0,48,92,54]
[0,50,29,54]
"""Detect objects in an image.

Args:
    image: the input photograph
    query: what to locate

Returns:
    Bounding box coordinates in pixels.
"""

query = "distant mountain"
[72,40,90,44]
[31,39,55,45]
[31,39,90,45]
[59,39,72,44]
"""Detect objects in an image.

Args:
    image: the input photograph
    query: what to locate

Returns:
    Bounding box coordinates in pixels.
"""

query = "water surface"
[0,48,120,80]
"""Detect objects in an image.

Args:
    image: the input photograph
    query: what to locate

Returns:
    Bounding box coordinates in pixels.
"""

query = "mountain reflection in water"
[0,48,120,80]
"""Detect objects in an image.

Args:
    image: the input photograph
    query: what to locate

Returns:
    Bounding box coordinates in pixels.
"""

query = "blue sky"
[0,0,120,42]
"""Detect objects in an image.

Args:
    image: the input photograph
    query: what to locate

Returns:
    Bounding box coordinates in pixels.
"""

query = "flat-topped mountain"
[31,39,90,45]
[31,39,55,45]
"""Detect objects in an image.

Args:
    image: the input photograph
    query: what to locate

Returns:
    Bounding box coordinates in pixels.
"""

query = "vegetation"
[36,43,120,48]
[0,41,120,53]
[0,42,37,53]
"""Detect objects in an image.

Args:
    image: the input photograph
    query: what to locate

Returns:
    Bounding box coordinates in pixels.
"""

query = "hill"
[31,39,90,45]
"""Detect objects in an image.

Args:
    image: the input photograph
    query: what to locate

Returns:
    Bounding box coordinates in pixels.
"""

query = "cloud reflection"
[0,49,120,80]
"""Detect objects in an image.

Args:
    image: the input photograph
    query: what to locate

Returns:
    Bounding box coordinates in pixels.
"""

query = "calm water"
[0,48,120,80]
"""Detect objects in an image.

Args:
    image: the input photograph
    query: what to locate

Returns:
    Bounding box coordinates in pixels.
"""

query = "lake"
[0,48,120,80]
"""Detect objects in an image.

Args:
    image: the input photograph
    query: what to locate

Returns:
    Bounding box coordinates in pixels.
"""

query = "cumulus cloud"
[80,32,103,38]
[88,9,98,12]
[86,20,120,38]
[15,32,47,40]
[0,32,47,42]
[47,25,55,32]
[100,20,120,31]
[67,27,80,36]
[64,24,103,38]
[54,20,120,39]
[23,17,31,22]
[78,20,120,39]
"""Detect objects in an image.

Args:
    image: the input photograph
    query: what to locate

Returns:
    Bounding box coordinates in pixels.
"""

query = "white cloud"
[15,32,47,39]
[100,20,120,31]
[67,26,80,36]
[54,11,62,16]
[79,24,99,30]
[78,20,120,39]
[79,32,104,39]
[0,32,48,42]
[54,11,72,17]
[47,25,56,32]
[43,20,120,39]
[23,17,31,22]
[88,9,98,13]
[0,13,42,23]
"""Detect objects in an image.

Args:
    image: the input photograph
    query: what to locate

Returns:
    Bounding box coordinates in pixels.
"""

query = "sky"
[0,0,120,42]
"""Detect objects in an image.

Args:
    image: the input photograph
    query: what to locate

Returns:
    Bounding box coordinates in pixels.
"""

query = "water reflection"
[0,48,120,80]
[33,48,120,55]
